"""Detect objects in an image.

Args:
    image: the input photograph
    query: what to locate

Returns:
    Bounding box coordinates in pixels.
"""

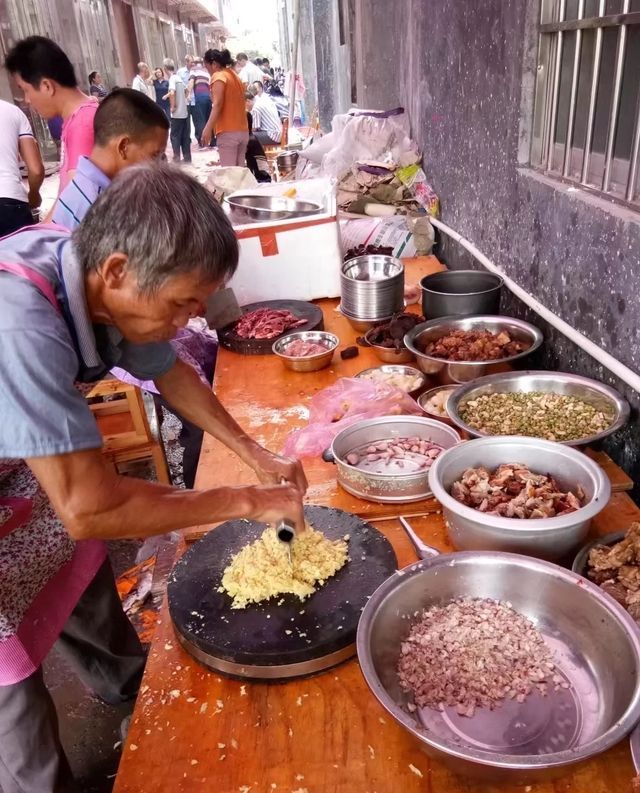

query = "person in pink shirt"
[5,36,98,197]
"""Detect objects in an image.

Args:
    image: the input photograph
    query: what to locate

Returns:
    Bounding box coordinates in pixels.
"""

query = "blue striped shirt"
[52,156,111,230]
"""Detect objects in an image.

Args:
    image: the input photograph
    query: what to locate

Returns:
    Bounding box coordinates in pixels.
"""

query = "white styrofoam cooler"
[225,177,342,305]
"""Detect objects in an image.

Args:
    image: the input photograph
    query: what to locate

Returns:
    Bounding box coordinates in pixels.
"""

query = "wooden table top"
[114,256,639,792]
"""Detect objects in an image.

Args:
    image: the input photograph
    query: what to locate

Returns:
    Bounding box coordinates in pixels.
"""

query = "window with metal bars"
[531,0,640,209]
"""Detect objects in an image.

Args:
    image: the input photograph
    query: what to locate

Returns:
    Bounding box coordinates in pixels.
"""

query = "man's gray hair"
[163,57,175,72]
[73,163,238,294]
[137,62,148,73]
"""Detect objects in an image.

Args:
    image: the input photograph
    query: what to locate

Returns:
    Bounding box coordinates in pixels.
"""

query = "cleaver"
[206,288,243,330]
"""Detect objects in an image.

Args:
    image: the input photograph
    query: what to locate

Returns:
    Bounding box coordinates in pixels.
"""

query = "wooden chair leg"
[151,442,171,484]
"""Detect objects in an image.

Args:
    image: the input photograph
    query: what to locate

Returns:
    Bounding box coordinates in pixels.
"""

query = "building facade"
[0,0,228,163]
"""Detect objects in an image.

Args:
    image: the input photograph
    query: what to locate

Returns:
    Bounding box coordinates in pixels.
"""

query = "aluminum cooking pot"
[357,518,640,782]
[322,416,460,503]
[428,436,611,561]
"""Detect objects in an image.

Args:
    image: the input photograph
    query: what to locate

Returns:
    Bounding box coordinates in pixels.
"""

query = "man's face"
[14,75,59,118]
[185,56,194,69]
[141,65,150,80]
[104,265,221,344]
[122,127,168,166]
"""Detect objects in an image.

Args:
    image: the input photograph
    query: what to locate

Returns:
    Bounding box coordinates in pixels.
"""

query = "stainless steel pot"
[357,520,640,782]
[323,416,460,503]
[447,370,631,446]
[428,436,611,560]
[276,150,299,171]
[404,315,543,384]
[421,269,503,319]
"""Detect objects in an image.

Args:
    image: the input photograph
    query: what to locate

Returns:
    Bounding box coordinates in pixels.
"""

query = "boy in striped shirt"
[52,88,168,229]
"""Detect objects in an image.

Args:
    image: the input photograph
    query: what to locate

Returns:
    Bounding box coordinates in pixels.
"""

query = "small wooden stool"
[86,379,170,484]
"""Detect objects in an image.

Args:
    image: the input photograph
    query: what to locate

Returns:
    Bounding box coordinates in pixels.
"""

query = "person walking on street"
[5,36,98,197]
[152,67,170,119]
[236,52,265,86]
[88,71,108,101]
[132,62,153,99]
[250,80,283,146]
[0,98,45,236]
[177,55,196,143]
[188,57,213,146]
[165,58,191,163]
[201,49,248,165]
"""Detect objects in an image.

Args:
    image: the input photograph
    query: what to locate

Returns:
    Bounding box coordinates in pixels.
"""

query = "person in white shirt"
[249,81,283,146]
[177,55,195,143]
[164,58,191,164]
[0,99,45,235]
[132,63,153,99]
[236,53,265,87]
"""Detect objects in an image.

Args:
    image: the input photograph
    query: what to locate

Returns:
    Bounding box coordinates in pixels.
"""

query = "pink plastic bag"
[283,377,422,459]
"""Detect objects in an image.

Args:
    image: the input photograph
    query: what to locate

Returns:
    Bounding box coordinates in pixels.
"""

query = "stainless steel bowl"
[428,436,611,560]
[448,370,630,446]
[276,150,299,171]
[404,315,543,384]
[323,416,460,503]
[340,255,405,320]
[572,531,626,577]
[357,548,640,781]
[272,331,338,372]
[226,194,322,222]
[417,385,459,426]
[421,269,503,319]
[339,307,389,333]
[362,327,415,363]
[355,365,426,397]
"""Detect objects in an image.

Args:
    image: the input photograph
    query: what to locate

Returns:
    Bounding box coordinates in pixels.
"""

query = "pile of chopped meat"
[234,308,307,340]
[343,244,393,261]
[451,464,585,519]
[284,339,330,357]
[398,597,563,718]
[345,436,443,472]
[419,329,529,361]
[587,523,640,620]
[364,313,425,350]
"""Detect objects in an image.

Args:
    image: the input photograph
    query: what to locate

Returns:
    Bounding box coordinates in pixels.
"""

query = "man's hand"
[250,448,308,495]
[28,187,42,209]
[249,482,305,531]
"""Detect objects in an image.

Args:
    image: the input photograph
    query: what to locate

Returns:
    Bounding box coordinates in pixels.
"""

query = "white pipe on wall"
[429,216,640,395]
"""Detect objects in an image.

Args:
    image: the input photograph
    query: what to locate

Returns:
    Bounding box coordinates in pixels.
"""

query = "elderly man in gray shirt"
[0,163,305,793]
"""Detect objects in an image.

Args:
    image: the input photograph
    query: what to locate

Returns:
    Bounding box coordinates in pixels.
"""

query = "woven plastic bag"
[282,377,422,459]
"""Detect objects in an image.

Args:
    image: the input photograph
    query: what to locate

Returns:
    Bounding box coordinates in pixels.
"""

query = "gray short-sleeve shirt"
[0,227,176,459]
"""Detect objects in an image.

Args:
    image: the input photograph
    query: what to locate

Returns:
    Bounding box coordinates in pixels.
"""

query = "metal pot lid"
[168,505,397,679]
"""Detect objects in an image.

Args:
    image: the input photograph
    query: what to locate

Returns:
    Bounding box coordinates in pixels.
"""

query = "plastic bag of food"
[206,167,257,202]
[283,377,422,458]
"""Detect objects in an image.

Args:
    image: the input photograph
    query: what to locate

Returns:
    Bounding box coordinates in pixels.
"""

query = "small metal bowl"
[273,331,339,372]
[404,315,543,384]
[428,435,611,561]
[355,365,427,397]
[572,531,626,577]
[363,327,415,363]
[417,385,459,426]
[339,306,391,333]
[447,370,630,446]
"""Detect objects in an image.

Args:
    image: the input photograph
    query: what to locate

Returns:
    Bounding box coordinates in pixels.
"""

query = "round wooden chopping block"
[218,300,324,355]
[167,506,398,679]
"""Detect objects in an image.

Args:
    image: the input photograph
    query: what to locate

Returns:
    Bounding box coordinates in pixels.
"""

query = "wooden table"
[114,258,638,793]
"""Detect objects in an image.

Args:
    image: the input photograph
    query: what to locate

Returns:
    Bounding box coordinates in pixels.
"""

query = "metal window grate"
[531,0,640,209]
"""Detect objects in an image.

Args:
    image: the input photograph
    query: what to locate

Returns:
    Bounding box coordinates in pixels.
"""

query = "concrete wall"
[354,0,640,486]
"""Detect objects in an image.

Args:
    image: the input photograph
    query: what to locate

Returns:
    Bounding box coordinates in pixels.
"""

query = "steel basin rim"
[447,370,630,446]
[428,436,611,533]
[356,552,640,769]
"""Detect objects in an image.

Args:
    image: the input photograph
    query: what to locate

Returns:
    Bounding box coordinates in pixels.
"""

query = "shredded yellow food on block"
[220,525,349,609]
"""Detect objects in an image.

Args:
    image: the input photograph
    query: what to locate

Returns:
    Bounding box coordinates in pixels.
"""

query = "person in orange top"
[201,49,249,167]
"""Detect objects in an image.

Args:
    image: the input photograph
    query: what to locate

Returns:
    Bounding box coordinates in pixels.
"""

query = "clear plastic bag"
[283,377,422,458]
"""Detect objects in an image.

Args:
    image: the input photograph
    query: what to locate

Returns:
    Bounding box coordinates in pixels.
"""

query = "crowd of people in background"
[0,38,306,238]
